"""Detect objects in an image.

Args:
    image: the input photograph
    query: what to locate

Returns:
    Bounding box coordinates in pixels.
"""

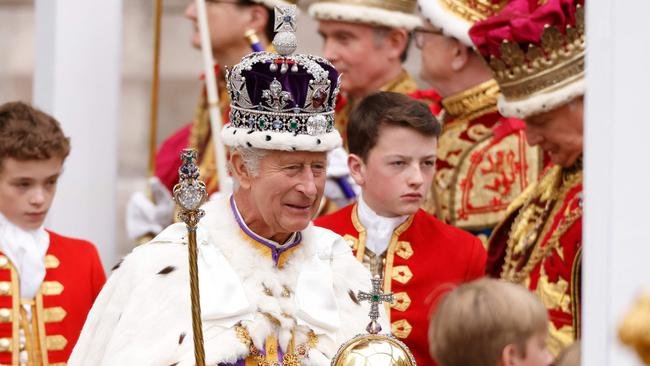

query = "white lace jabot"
[357,195,408,255]
[0,213,49,299]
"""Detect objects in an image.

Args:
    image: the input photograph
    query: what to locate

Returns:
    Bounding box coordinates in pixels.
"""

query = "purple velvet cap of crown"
[223,50,343,152]
[243,59,339,112]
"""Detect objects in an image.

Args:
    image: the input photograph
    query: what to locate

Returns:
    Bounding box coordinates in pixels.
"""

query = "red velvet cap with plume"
[469,0,585,119]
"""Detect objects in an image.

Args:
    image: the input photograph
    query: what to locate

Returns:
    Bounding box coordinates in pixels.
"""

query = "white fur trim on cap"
[417,0,473,45]
[221,125,342,152]
[308,2,422,30]
[497,77,585,119]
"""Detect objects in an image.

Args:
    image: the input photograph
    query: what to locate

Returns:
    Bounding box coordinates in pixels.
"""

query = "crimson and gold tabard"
[426,79,542,242]
[0,231,105,365]
[486,162,582,355]
[315,205,486,365]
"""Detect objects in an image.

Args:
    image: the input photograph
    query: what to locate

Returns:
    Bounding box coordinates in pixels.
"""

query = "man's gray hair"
[229,146,268,178]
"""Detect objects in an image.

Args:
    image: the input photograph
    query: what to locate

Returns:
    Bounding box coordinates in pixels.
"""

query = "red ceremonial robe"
[315,204,486,365]
[486,162,582,355]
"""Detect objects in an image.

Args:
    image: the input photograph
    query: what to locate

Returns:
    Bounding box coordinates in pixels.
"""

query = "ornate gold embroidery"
[44,307,67,323]
[392,266,413,284]
[234,325,316,366]
[44,254,60,269]
[265,335,279,363]
[46,335,67,351]
[391,292,412,312]
[441,79,500,125]
[391,319,413,339]
[501,164,582,284]
[41,281,64,296]
[439,0,508,23]
[395,242,413,260]
[350,205,368,262]
[536,270,571,313]
[548,322,575,357]
[430,79,541,228]
[318,0,417,14]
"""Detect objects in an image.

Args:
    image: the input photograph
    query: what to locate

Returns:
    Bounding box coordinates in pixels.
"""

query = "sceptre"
[173,149,208,366]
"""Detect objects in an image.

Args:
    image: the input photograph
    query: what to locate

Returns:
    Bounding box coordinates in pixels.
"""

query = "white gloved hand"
[324,147,360,208]
[126,177,176,240]
[327,147,350,178]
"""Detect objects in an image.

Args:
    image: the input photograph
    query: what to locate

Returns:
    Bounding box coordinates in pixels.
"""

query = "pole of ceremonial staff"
[173,149,207,366]
[194,0,228,192]
[148,0,164,178]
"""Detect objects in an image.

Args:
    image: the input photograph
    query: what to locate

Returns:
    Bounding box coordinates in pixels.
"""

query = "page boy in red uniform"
[315,91,486,365]
[0,102,105,364]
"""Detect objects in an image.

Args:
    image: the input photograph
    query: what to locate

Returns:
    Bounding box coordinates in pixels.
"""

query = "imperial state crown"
[222,4,342,152]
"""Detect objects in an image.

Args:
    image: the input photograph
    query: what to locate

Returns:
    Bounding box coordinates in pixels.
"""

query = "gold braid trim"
[571,247,582,339]
[234,325,317,366]
[501,164,582,283]
[441,79,499,125]
[380,69,417,95]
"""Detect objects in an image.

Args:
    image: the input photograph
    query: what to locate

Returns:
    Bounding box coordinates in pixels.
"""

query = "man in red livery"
[315,92,486,365]
[415,0,542,242]
[0,102,105,365]
[308,0,441,212]
[469,0,585,355]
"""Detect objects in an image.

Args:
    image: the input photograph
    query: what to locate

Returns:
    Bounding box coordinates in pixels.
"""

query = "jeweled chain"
[235,325,317,366]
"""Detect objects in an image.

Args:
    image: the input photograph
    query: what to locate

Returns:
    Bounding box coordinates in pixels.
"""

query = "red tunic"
[486,163,582,355]
[315,205,486,365]
[0,231,105,365]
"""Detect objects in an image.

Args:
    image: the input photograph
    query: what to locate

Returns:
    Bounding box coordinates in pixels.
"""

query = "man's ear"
[500,344,521,366]
[450,39,470,71]
[348,153,366,187]
[247,4,269,40]
[230,152,253,190]
[385,28,409,61]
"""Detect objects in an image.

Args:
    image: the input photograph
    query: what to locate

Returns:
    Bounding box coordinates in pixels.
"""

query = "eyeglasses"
[413,27,443,49]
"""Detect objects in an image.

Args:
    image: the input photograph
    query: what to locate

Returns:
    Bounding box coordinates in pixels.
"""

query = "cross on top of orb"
[357,275,394,334]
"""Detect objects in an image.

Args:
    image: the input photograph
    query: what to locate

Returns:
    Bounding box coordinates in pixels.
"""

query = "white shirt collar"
[357,195,408,255]
[0,213,49,299]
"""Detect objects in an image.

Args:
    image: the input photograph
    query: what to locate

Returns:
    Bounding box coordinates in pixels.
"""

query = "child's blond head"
[429,278,548,366]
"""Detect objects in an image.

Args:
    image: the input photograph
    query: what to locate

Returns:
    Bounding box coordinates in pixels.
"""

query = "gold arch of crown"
[317,0,417,14]
[486,5,585,100]
[440,0,509,23]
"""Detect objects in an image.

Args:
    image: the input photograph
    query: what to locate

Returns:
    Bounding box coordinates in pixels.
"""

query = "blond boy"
[430,278,553,366]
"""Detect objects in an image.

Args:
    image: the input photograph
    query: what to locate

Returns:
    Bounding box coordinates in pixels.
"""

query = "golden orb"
[331,333,416,366]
